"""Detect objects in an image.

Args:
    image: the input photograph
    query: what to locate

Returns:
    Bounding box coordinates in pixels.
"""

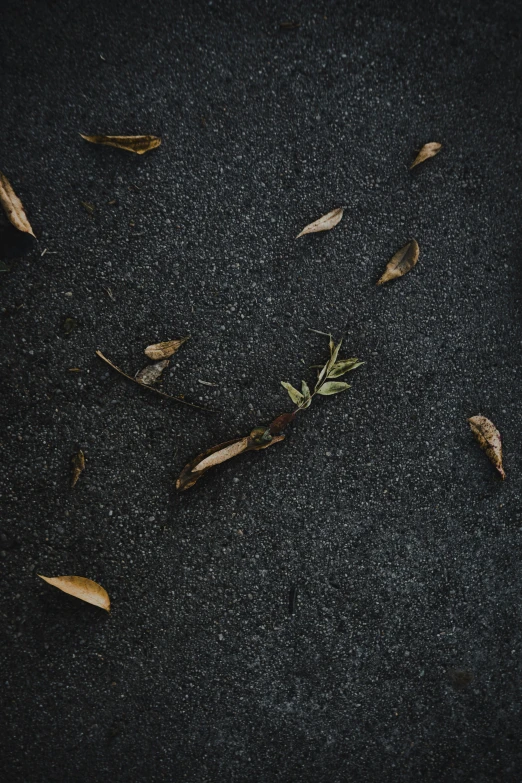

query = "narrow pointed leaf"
[176,432,285,491]
[468,415,505,479]
[281,381,304,405]
[327,339,343,372]
[328,359,364,378]
[296,207,344,238]
[38,575,110,611]
[144,337,189,360]
[377,240,419,285]
[410,142,442,169]
[71,449,85,488]
[301,380,311,399]
[80,134,161,155]
[0,171,35,237]
[135,359,169,385]
[316,381,351,396]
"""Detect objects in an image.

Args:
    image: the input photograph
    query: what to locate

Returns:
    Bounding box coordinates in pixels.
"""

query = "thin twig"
[96,351,216,412]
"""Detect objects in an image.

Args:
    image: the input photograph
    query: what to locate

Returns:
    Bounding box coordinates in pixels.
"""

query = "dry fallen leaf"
[410,142,442,169]
[135,359,169,385]
[468,415,505,479]
[80,134,161,155]
[144,337,189,360]
[296,207,344,238]
[71,449,85,488]
[0,170,36,237]
[96,350,213,411]
[38,575,110,611]
[377,240,419,285]
[177,429,285,491]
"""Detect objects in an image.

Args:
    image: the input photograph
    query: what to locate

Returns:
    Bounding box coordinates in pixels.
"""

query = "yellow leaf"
[377,240,419,285]
[144,337,189,360]
[296,207,344,238]
[38,575,110,611]
[71,449,85,488]
[468,415,505,479]
[410,142,442,169]
[0,171,35,237]
[80,134,161,155]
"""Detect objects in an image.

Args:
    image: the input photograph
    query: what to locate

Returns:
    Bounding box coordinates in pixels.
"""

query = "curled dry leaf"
[468,415,505,479]
[296,207,344,238]
[80,134,161,155]
[38,575,110,611]
[135,359,169,385]
[377,239,419,285]
[410,142,442,169]
[0,171,36,237]
[71,449,85,487]
[176,429,285,491]
[144,336,189,360]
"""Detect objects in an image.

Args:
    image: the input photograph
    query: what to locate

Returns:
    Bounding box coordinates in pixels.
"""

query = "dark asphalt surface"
[1,1,522,781]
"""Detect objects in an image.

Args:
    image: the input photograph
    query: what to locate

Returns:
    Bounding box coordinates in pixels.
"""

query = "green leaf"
[315,360,330,390]
[327,339,343,373]
[328,359,364,378]
[281,381,304,405]
[316,381,351,396]
[301,380,311,399]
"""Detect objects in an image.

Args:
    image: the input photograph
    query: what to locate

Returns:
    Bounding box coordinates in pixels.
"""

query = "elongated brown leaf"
[135,359,169,385]
[80,134,161,155]
[296,207,344,238]
[96,350,213,411]
[410,142,442,169]
[144,337,189,360]
[269,411,296,435]
[38,575,110,611]
[377,240,419,285]
[71,449,85,487]
[176,430,285,491]
[0,171,35,237]
[468,415,505,479]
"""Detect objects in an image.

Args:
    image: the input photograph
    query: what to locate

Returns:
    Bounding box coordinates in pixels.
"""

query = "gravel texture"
[1,1,522,781]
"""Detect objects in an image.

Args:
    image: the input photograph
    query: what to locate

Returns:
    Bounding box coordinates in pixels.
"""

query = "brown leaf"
[96,350,214,411]
[468,415,505,479]
[71,449,85,487]
[296,207,344,238]
[38,575,110,611]
[177,431,285,491]
[135,359,169,385]
[269,411,296,435]
[80,134,161,154]
[410,142,442,169]
[377,240,419,285]
[144,337,189,360]
[0,171,36,237]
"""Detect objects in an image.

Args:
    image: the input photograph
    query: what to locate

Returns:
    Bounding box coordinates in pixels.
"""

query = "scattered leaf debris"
[296,207,344,238]
[377,239,419,285]
[62,316,78,336]
[280,20,300,30]
[81,201,95,216]
[198,379,218,387]
[468,415,505,479]
[38,574,110,611]
[96,350,213,411]
[71,449,85,487]
[135,359,169,385]
[144,337,189,360]
[80,134,161,155]
[178,335,363,490]
[410,142,442,169]
[0,170,36,237]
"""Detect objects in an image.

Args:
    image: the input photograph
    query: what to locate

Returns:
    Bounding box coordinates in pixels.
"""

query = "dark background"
[1,1,522,781]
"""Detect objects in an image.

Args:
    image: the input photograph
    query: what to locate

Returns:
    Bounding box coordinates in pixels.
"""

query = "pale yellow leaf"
[0,171,35,237]
[296,207,344,238]
[468,415,505,479]
[410,142,442,169]
[38,575,110,611]
[80,134,161,155]
[144,337,189,360]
